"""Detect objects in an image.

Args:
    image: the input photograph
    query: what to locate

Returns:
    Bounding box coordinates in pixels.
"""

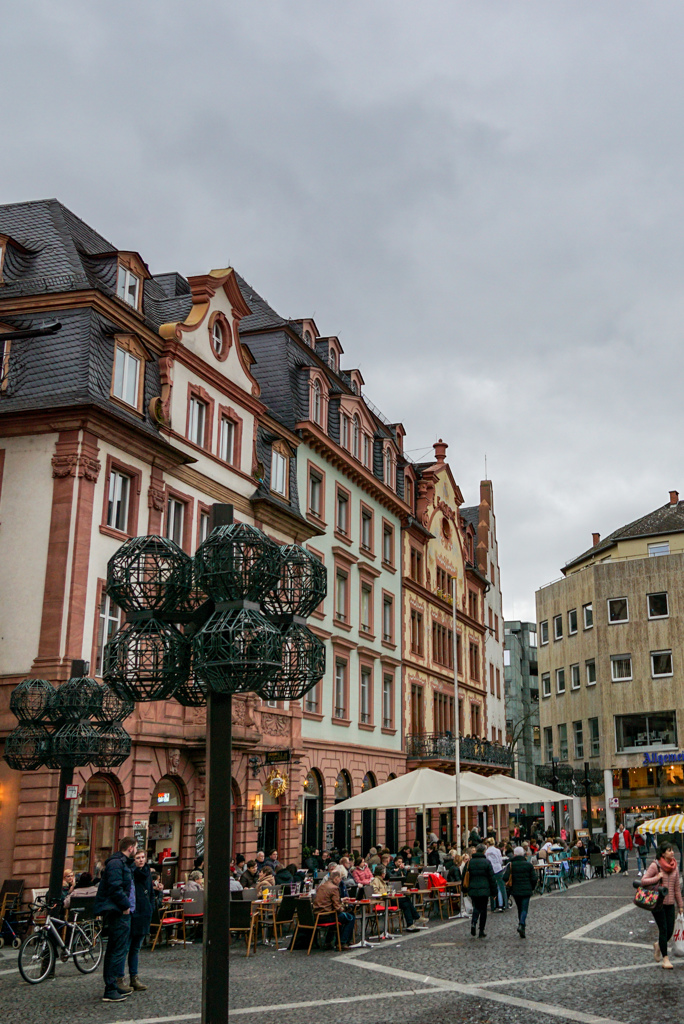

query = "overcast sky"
[4,1,684,619]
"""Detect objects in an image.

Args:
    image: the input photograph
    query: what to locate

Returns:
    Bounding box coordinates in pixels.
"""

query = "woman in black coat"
[504,846,537,937]
[465,845,497,938]
[125,851,154,990]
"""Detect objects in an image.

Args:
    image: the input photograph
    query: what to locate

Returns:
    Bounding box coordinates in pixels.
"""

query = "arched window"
[333,770,352,851]
[363,434,371,468]
[303,769,323,854]
[329,349,338,372]
[212,320,224,357]
[361,773,377,853]
[353,415,360,460]
[74,774,120,877]
[312,379,322,424]
[149,776,185,867]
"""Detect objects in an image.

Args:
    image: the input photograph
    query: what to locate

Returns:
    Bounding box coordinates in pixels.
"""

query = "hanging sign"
[65,784,79,800]
[265,750,291,765]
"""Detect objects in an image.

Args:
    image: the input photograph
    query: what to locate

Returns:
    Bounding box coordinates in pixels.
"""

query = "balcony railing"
[405,732,514,769]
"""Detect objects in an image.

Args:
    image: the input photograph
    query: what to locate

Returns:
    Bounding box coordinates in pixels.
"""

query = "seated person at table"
[411,843,424,865]
[229,876,243,893]
[352,858,373,885]
[275,863,299,885]
[185,870,204,892]
[427,843,441,868]
[339,856,352,878]
[391,856,408,879]
[447,855,463,884]
[367,847,381,866]
[312,868,355,949]
[371,865,424,931]
[240,860,259,889]
[256,866,276,895]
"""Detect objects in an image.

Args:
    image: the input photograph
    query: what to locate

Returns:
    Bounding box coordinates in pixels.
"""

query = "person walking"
[466,844,497,938]
[94,836,137,1003]
[640,841,684,969]
[633,823,647,877]
[120,850,154,992]
[485,840,506,912]
[611,823,632,874]
[504,846,536,938]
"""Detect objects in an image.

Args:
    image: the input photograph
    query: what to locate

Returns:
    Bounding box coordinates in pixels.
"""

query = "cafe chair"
[370,896,403,938]
[272,895,298,949]
[229,900,258,957]
[241,888,258,901]
[182,892,204,940]
[150,904,187,950]
[288,900,341,955]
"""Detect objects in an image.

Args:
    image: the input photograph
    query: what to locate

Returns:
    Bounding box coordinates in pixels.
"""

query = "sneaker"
[406,927,420,933]
[417,916,429,926]
[638,871,642,878]
[103,990,130,1002]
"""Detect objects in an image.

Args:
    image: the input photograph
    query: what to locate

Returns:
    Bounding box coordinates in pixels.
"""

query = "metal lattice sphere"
[49,677,103,722]
[3,723,51,770]
[257,622,326,701]
[98,684,134,723]
[9,678,55,723]
[91,722,132,768]
[173,666,208,707]
[193,523,281,603]
[103,618,191,701]
[193,608,282,694]
[106,535,192,613]
[262,545,327,618]
[46,720,102,769]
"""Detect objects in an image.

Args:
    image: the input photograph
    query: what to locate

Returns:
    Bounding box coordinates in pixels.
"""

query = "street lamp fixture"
[253,793,264,828]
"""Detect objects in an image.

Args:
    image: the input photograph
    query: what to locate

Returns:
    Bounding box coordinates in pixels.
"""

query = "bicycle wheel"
[18,931,55,984]
[72,921,103,973]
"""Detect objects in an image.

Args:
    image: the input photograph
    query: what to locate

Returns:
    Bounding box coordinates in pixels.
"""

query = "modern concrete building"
[503,621,540,784]
[536,491,684,832]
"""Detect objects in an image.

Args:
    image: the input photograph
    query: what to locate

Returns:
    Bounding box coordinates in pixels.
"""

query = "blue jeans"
[617,849,628,872]
[636,849,647,873]
[471,896,488,934]
[338,911,355,945]
[103,912,131,991]
[513,895,530,927]
[126,929,146,977]
[491,871,506,910]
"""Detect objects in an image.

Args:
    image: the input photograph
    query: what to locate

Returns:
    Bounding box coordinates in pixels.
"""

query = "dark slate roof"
[565,500,684,569]
[0,199,194,332]
[460,505,480,531]
[0,307,166,443]
[235,273,288,332]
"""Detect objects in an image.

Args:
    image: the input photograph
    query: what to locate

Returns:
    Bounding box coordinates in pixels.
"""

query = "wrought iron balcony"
[406,732,514,769]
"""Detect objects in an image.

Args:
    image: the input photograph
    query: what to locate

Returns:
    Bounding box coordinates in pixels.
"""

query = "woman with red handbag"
[641,841,684,969]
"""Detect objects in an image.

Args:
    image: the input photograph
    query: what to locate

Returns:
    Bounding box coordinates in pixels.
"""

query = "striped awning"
[637,814,684,835]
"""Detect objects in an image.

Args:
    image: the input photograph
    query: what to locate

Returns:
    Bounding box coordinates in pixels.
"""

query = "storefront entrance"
[303,770,323,854]
[149,776,184,864]
[73,774,119,877]
[334,771,352,852]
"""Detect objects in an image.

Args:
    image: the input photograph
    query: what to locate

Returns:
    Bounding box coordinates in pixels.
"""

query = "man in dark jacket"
[94,836,137,1002]
[466,844,497,938]
[122,850,154,991]
[427,843,441,867]
[504,846,537,937]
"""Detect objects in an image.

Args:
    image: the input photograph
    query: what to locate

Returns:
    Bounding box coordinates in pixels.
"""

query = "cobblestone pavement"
[0,872,681,1024]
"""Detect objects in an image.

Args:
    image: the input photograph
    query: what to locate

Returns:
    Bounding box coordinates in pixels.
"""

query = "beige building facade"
[537,491,684,829]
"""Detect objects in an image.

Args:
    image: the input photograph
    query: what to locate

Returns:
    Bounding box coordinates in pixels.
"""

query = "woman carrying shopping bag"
[640,841,684,969]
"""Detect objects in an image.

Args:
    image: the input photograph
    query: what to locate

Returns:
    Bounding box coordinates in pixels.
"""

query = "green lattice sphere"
[261,545,327,618]
[193,607,282,694]
[103,618,191,701]
[98,684,134,723]
[45,721,101,769]
[3,723,51,771]
[91,722,132,768]
[106,535,192,613]
[173,667,208,707]
[49,677,103,722]
[193,523,281,603]
[257,622,326,701]
[9,678,55,723]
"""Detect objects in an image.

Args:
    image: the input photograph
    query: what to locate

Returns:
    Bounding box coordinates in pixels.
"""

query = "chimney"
[592,533,600,547]
[433,439,448,463]
[670,490,679,507]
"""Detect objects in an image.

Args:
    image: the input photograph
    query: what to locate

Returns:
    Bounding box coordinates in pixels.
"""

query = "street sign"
[65,784,79,800]
[265,749,291,765]
[609,797,620,809]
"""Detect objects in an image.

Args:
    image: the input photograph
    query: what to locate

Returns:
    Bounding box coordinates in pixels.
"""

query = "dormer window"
[341,415,349,450]
[117,265,140,308]
[353,415,361,460]
[113,346,140,407]
[212,320,224,357]
[363,434,371,468]
[384,446,394,489]
[271,440,290,499]
[312,379,322,425]
[329,349,338,372]
[351,381,359,395]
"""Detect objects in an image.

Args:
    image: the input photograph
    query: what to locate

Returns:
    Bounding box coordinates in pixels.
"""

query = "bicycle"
[18,897,102,984]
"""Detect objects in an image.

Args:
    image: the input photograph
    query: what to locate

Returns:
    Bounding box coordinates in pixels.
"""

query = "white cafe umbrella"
[469,772,569,807]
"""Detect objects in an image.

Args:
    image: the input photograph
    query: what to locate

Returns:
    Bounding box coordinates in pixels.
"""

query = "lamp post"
[451,575,461,853]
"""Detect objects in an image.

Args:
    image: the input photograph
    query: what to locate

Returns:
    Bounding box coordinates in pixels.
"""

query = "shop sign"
[65,784,79,800]
[133,819,148,851]
[195,817,205,859]
[641,750,684,766]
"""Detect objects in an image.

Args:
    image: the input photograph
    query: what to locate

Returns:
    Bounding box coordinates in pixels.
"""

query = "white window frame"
[360,667,371,723]
[199,511,210,545]
[589,717,600,757]
[541,672,551,698]
[383,525,393,565]
[311,379,322,424]
[586,659,597,686]
[553,614,563,640]
[219,417,235,463]
[651,650,673,678]
[361,510,372,550]
[608,597,629,624]
[335,571,347,622]
[271,449,287,496]
[540,620,549,645]
[113,346,140,407]
[611,654,632,682]
[336,491,348,534]
[309,472,322,517]
[107,468,130,532]
[188,396,207,447]
[166,496,185,547]
[573,720,584,759]
[556,667,566,694]
[648,592,669,620]
[583,603,593,629]
[211,320,224,357]
[334,661,346,718]
[96,592,122,674]
[558,723,568,761]
[568,608,578,635]
[383,596,393,643]
[117,265,140,308]
[360,584,372,633]
[648,541,670,557]
[570,663,580,690]
[382,674,393,729]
